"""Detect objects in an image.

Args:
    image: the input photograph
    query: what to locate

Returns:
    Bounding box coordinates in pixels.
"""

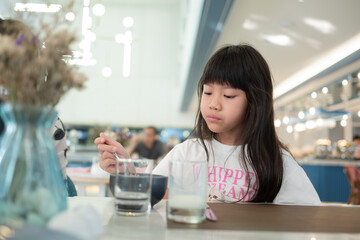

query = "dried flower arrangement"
[0,1,87,107]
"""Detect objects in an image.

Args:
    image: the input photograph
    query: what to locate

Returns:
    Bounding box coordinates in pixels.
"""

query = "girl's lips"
[207,115,220,121]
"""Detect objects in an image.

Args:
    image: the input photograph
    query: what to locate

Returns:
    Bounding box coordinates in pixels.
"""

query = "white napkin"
[48,205,103,240]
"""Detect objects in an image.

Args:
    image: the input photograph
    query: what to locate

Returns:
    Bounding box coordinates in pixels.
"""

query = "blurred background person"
[128,126,165,163]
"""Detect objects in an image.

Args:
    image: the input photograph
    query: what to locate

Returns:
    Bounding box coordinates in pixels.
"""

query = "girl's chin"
[207,126,222,134]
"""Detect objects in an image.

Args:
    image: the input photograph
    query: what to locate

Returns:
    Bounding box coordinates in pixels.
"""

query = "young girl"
[95,44,320,205]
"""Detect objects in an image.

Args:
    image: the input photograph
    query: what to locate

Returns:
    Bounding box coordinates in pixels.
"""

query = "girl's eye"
[224,95,235,99]
[203,92,212,95]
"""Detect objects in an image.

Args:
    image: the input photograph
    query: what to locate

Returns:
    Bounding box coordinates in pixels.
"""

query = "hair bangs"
[201,46,248,91]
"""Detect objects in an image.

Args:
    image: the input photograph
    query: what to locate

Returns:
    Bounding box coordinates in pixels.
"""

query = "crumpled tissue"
[48,205,103,240]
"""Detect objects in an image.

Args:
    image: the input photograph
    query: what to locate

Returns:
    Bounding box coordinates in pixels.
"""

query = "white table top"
[67,197,360,240]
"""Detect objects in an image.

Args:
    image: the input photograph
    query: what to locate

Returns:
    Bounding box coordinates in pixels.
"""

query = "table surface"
[67,197,360,240]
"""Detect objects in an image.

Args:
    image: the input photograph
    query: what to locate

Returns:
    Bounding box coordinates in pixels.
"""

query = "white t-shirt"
[153,138,321,206]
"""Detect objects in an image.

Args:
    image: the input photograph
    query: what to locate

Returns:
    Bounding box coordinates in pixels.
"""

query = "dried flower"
[0,1,87,107]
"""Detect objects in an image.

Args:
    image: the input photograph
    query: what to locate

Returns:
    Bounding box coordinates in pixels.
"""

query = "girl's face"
[200,83,248,145]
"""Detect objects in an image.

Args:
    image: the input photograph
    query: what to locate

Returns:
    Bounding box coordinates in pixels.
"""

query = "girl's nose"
[209,97,221,110]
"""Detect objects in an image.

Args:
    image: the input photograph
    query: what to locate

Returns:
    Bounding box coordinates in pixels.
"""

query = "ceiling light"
[342,114,348,120]
[82,6,92,31]
[93,3,105,16]
[72,51,82,58]
[123,17,134,28]
[274,119,281,127]
[84,0,90,7]
[261,34,293,46]
[295,123,306,132]
[115,31,133,44]
[358,111,360,117]
[357,72,360,79]
[340,119,347,127]
[242,19,257,30]
[298,111,305,119]
[78,40,86,49]
[83,51,92,59]
[282,116,289,124]
[68,58,97,66]
[311,92,317,99]
[286,126,293,133]
[65,12,75,21]
[305,120,316,129]
[303,17,336,34]
[123,31,133,44]
[14,3,61,12]
[316,118,323,126]
[316,118,336,128]
[309,107,316,115]
[322,87,328,94]
[102,67,112,78]
[115,33,124,43]
[342,79,348,86]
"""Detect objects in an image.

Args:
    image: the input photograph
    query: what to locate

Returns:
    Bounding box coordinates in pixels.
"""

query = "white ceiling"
[216,0,360,98]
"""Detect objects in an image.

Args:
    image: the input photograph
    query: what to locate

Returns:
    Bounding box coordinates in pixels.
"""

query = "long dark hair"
[194,44,286,202]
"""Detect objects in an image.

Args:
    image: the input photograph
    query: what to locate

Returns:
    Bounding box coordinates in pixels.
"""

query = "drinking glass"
[114,158,154,216]
[167,160,208,224]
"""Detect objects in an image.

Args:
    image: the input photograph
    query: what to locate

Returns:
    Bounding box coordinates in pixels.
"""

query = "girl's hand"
[94,132,130,174]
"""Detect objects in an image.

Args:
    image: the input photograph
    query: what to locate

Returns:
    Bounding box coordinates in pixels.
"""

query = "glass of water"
[114,158,154,216]
[167,160,208,224]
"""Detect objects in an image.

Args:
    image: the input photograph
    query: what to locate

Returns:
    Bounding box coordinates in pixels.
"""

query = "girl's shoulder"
[163,138,207,161]
[280,148,293,159]
[173,138,205,150]
[280,148,303,172]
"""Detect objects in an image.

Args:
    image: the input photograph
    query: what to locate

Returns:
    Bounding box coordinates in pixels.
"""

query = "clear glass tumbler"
[167,160,208,224]
[114,158,153,216]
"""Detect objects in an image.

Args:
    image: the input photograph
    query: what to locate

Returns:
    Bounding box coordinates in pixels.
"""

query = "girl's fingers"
[99,159,116,174]
[99,132,121,147]
[97,143,117,154]
[99,152,117,174]
[94,133,119,148]
[95,132,130,161]
[102,151,115,160]
[94,136,105,145]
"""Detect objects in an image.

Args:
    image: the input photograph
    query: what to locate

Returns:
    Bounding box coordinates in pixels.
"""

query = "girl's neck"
[214,133,243,146]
